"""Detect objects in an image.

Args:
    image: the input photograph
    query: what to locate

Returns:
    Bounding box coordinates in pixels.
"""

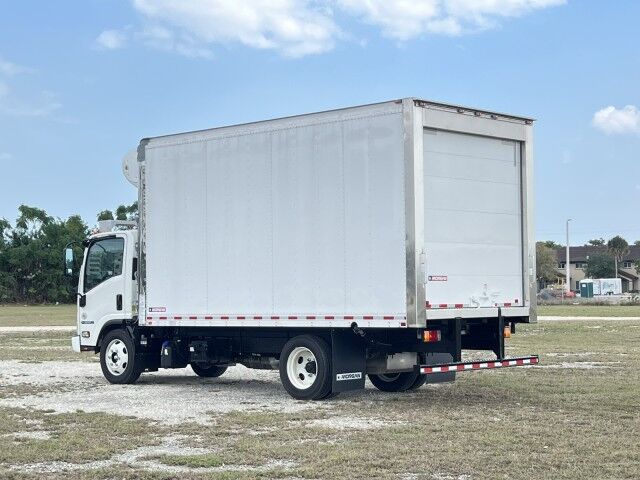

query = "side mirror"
[64,247,74,276]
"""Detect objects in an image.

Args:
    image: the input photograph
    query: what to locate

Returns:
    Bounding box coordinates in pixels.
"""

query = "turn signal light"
[81,331,90,338]
[503,326,511,339]
[423,330,441,343]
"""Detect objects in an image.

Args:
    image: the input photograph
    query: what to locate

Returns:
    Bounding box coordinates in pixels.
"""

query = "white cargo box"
[137,99,535,329]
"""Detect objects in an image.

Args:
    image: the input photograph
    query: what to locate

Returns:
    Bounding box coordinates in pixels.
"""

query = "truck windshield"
[84,237,124,292]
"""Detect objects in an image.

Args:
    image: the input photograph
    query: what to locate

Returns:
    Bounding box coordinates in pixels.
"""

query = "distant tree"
[115,201,138,221]
[607,236,629,278]
[97,210,114,221]
[536,242,558,286]
[634,240,640,247]
[587,238,606,246]
[1,205,89,303]
[585,252,616,279]
[542,240,561,249]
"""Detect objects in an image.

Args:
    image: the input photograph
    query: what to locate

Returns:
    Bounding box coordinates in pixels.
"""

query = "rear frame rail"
[420,355,539,375]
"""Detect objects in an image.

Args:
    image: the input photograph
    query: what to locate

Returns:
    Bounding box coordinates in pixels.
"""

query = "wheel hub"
[287,347,318,390]
[105,339,129,376]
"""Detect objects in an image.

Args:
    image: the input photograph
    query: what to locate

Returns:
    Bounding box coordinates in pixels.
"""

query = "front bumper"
[71,335,81,353]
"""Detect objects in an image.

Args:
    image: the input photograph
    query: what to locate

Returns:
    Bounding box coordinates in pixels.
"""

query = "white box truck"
[67,98,538,399]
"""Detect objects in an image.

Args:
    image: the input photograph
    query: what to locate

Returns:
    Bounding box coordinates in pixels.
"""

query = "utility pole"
[566,219,572,293]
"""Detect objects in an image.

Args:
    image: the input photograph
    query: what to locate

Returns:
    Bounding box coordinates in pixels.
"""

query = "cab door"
[78,235,127,347]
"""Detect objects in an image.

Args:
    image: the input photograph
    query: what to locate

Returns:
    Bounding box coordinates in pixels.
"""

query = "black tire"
[408,374,428,390]
[191,363,227,378]
[279,335,332,400]
[100,329,143,384]
[368,371,420,392]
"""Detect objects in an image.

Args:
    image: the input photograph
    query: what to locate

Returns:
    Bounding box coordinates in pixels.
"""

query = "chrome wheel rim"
[105,339,129,376]
[286,347,317,390]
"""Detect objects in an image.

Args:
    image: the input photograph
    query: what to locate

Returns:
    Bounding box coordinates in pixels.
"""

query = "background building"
[555,246,639,293]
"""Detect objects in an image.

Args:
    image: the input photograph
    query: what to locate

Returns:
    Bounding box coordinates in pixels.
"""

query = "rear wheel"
[408,374,428,390]
[191,363,227,378]
[100,329,143,384]
[368,371,420,392]
[279,335,332,400]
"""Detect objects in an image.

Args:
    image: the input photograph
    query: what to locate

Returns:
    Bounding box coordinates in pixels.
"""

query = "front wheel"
[191,363,227,378]
[368,371,420,392]
[100,329,143,384]
[279,335,333,400]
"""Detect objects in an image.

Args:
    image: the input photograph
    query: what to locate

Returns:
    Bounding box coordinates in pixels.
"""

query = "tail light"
[503,326,511,338]
[423,330,441,343]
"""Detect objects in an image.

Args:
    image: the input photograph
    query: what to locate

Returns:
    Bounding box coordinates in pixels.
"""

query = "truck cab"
[70,221,138,353]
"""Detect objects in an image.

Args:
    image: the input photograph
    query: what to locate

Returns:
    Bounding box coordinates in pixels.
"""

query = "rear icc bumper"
[420,355,539,375]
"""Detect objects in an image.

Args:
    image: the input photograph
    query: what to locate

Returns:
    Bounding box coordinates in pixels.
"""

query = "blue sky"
[0,0,638,245]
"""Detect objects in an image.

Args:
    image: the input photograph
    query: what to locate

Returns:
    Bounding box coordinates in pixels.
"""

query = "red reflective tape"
[146,316,152,320]
[440,366,449,372]
[288,316,297,320]
[325,315,335,320]
[344,315,354,320]
[253,316,262,320]
[516,359,524,365]
[504,302,512,307]
[174,316,182,320]
[363,315,374,320]
[472,363,480,369]
[501,360,510,367]
[457,365,465,371]
[204,316,213,320]
[423,367,433,373]
[488,362,496,368]
[237,316,246,320]
[531,357,538,364]
[306,315,316,320]
[189,316,197,320]
[221,316,229,320]
[438,304,448,308]
[271,316,279,320]
[383,316,394,320]
[454,304,463,308]
[159,316,167,320]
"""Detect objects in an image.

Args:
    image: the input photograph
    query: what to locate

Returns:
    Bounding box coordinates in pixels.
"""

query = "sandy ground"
[0,361,335,424]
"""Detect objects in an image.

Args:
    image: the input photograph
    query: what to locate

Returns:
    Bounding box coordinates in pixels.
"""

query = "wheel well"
[96,321,129,351]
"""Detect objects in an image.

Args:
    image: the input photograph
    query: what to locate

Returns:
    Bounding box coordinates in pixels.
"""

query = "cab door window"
[84,238,124,292]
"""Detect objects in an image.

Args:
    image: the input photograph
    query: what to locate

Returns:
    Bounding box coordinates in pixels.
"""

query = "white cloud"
[592,105,640,135]
[97,0,564,58]
[0,56,32,76]
[137,25,214,58]
[95,29,128,50]
[132,0,339,58]
[0,87,62,117]
[337,0,566,39]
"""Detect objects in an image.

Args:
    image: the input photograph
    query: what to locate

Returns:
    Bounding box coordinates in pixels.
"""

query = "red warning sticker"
[428,276,448,282]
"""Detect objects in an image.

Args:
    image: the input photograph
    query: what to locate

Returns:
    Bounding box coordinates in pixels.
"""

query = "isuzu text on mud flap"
[66,98,539,400]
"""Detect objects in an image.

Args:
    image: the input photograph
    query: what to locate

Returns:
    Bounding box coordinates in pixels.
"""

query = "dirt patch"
[0,360,331,424]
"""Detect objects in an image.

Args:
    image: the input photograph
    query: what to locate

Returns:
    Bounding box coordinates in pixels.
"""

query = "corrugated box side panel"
[143,103,407,327]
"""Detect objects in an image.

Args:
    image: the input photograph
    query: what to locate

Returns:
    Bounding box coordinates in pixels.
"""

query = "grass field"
[0,304,76,327]
[537,304,640,317]
[0,307,639,479]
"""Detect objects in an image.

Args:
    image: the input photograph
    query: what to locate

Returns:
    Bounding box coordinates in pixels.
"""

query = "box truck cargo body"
[69,99,538,399]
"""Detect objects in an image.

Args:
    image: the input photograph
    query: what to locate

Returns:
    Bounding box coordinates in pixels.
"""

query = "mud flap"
[422,352,456,384]
[331,329,366,393]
